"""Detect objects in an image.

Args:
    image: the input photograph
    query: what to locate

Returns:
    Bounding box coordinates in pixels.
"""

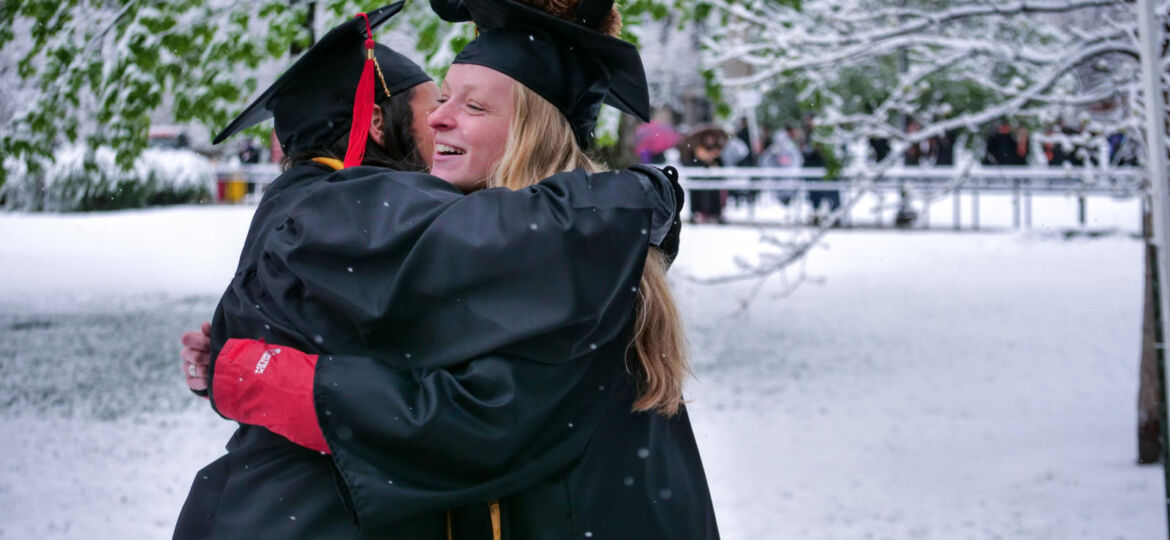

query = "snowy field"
[0,193,1162,539]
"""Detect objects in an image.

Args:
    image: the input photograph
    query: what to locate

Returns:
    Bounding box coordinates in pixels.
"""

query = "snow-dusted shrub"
[0,145,213,212]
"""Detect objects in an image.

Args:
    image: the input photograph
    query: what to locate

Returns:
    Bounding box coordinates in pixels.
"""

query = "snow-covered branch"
[703,0,1157,151]
[686,0,1165,293]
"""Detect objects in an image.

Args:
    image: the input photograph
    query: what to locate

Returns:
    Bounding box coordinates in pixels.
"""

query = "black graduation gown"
[318,332,720,539]
[175,163,681,539]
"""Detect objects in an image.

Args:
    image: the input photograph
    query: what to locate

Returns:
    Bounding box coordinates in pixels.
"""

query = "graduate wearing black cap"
[179,1,717,538]
[174,1,694,539]
[212,3,436,171]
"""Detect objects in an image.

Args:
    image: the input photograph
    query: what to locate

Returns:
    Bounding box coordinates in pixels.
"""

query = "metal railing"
[213,162,1146,229]
[673,165,1146,230]
[674,165,1144,194]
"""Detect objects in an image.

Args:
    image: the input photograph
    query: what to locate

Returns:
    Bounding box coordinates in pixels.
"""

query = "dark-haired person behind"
[198,5,439,306]
[175,2,697,539]
[685,133,726,224]
[175,7,444,538]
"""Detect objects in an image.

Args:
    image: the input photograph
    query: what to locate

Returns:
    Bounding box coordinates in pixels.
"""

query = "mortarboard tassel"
[344,13,377,168]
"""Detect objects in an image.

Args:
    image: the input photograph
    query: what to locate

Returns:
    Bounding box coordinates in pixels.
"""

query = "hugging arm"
[248,166,676,371]
[194,165,685,525]
[211,337,625,530]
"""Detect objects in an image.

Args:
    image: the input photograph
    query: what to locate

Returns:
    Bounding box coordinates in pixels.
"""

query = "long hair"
[281,85,428,172]
[491,82,690,416]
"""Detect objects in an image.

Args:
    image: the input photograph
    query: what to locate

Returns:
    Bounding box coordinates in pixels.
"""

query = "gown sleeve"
[252,166,663,370]
[210,334,630,531]
[313,344,628,530]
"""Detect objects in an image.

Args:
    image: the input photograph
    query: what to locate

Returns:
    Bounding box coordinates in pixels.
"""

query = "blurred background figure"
[237,137,261,164]
[757,124,803,205]
[800,116,840,222]
[723,118,756,209]
[932,129,956,166]
[984,119,1028,165]
[904,118,928,165]
[682,123,728,224]
[727,118,755,166]
[1042,124,1071,166]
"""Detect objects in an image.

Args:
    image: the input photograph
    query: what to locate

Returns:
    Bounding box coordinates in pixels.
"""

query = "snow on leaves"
[699,0,1165,166]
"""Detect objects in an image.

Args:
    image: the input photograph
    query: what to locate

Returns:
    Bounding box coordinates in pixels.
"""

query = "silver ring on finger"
[188,363,199,377]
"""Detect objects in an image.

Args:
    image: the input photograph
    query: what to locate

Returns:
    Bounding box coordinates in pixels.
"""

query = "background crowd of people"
[637,110,1142,225]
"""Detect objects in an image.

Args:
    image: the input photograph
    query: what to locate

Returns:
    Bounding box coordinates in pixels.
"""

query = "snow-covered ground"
[0,193,1162,539]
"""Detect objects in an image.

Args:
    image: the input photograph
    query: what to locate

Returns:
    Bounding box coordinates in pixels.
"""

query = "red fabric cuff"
[213,338,330,454]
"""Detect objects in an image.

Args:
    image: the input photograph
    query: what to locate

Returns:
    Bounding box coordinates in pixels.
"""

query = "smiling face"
[427,64,515,192]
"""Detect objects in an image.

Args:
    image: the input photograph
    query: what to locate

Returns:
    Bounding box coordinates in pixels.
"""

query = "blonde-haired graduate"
[176,1,717,538]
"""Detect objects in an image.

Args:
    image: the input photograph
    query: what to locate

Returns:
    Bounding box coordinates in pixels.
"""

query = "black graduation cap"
[212,1,431,163]
[431,0,650,148]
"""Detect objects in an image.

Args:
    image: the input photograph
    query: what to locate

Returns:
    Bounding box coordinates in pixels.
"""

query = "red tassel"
[344,13,377,168]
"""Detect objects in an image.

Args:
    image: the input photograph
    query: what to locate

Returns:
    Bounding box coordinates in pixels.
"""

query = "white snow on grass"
[674,226,1158,539]
[0,205,251,303]
[0,193,1162,539]
[0,412,236,540]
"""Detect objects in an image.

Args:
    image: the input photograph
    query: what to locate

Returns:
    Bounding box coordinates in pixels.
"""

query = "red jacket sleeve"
[212,338,330,454]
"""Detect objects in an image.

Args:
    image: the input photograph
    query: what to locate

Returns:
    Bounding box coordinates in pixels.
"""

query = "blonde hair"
[490,82,690,416]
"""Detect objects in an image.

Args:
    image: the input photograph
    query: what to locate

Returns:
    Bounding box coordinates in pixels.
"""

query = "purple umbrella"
[634,121,682,160]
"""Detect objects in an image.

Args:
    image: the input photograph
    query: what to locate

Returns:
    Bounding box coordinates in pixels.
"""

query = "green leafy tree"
[0,0,723,188]
[1,0,327,186]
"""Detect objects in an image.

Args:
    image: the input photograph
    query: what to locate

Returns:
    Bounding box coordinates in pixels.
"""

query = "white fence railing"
[674,165,1145,230]
[674,165,1144,194]
[214,163,1146,229]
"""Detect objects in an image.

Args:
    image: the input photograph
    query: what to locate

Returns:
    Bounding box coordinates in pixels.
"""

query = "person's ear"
[369,105,386,146]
